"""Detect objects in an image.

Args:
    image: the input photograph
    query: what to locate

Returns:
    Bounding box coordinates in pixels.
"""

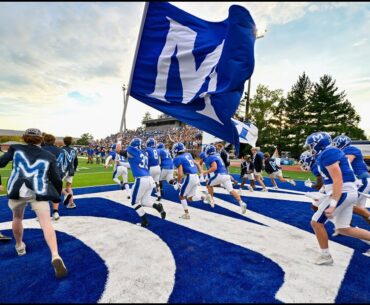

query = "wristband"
[329,198,337,208]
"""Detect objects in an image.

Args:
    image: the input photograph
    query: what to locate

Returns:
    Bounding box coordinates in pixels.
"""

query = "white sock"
[321,248,330,256]
[181,199,188,210]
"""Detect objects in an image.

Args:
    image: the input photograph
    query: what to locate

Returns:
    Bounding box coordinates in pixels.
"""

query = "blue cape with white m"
[130,2,256,153]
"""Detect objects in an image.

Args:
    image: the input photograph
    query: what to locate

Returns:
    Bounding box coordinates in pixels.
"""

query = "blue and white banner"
[232,119,258,147]
[130,2,256,152]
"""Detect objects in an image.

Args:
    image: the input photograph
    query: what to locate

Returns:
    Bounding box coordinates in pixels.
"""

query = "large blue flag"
[130,2,256,152]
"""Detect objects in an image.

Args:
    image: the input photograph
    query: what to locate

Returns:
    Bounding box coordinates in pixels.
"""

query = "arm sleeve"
[74,153,78,170]
[49,157,63,194]
[0,146,15,168]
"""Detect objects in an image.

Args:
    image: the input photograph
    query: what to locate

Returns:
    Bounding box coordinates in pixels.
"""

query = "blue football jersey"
[343,145,368,177]
[146,147,160,167]
[158,148,173,170]
[206,154,227,174]
[316,147,356,185]
[127,146,149,177]
[173,153,198,174]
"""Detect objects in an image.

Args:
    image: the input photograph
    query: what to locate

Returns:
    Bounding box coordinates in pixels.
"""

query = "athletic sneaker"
[66,202,76,209]
[240,201,247,214]
[272,186,279,190]
[51,256,68,278]
[53,211,60,221]
[206,194,215,208]
[261,188,268,192]
[63,194,72,206]
[314,254,333,265]
[248,186,254,192]
[0,232,11,241]
[137,216,149,227]
[15,242,26,256]
[363,249,370,257]
[153,203,166,220]
[289,179,296,186]
[157,195,162,202]
[179,213,190,220]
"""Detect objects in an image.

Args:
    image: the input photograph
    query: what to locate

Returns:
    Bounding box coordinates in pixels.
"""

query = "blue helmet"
[111,144,117,150]
[129,137,142,149]
[332,135,351,150]
[299,150,313,171]
[204,144,217,157]
[172,142,185,156]
[199,151,206,160]
[304,132,332,155]
[146,137,156,148]
[157,142,165,150]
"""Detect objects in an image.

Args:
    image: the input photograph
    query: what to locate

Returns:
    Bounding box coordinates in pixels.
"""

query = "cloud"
[0,2,370,139]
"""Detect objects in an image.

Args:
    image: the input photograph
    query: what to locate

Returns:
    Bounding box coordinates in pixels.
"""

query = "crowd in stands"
[89,125,202,152]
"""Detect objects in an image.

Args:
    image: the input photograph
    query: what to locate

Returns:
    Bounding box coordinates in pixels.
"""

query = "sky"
[0,2,369,140]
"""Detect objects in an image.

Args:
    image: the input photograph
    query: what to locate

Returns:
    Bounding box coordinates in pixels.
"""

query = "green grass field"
[0,156,315,195]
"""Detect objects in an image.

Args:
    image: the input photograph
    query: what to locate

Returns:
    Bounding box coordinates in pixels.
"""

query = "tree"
[234,92,247,120]
[249,85,286,154]
[309,74,366,139]
[76,133,94,145]
[283,72,314,158]
[142,111,152,125]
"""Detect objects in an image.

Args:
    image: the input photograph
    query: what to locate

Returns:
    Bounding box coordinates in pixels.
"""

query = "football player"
[116,138,166,227]
[172,142,202,219]
[202,145,247,213]
[305,131,370,265]
[146,138,161,201]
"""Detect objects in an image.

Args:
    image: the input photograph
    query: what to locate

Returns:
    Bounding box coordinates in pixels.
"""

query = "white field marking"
[74,188,354,303]
[0,217,176,303]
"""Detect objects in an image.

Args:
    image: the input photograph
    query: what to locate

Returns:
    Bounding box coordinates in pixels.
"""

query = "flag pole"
[120,1,149,133]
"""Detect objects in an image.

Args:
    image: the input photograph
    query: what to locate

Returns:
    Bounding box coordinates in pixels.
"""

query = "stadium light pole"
[245,29,267,121]
[119,84,127,133]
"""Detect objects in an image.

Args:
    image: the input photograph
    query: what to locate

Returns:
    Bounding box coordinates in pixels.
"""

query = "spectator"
[251,147,268,192]
[0,128,68,278]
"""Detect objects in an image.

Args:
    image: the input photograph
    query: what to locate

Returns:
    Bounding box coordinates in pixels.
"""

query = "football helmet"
[299,150,313,171]
[129,138,142,149]
[146,138,156,148]
[172,142,185,156]
[304,132,332,155]
[204,144,217,157]
[332,135,351,150]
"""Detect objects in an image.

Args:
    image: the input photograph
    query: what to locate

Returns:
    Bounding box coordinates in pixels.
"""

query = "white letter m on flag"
[148,17,224,109]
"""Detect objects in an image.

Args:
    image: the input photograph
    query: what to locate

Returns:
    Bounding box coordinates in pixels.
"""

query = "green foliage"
[76,133,94,145]
[249,85,286,153]
[245,73,366,158]
[0,136,23,143]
